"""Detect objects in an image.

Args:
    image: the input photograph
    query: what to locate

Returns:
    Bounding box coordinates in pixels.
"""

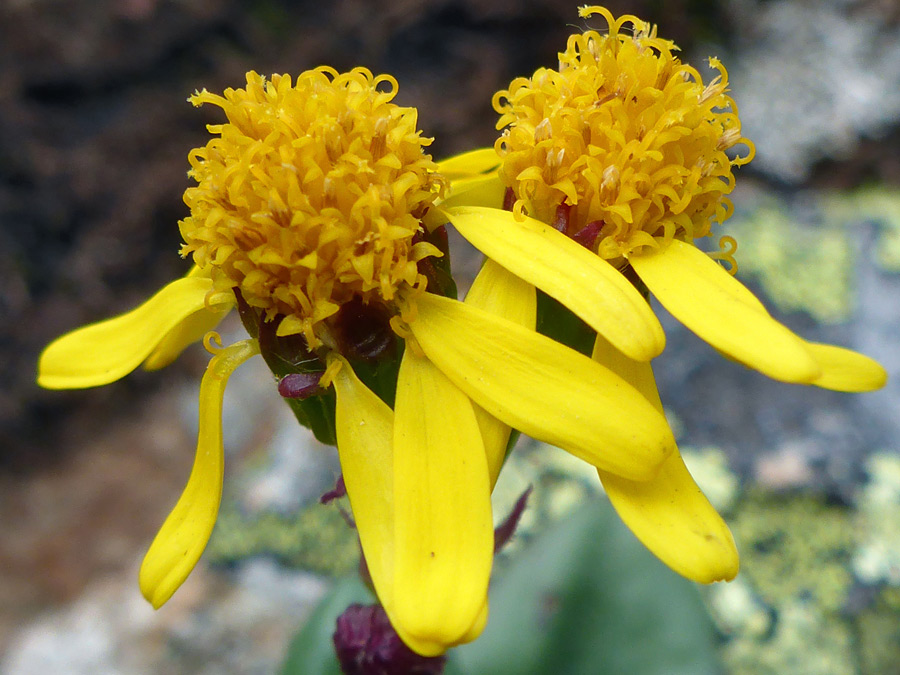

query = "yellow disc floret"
[179,68,445,347]
[492,6,754,263]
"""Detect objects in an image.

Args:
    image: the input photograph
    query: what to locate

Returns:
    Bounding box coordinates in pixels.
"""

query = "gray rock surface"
[720,0,900,181]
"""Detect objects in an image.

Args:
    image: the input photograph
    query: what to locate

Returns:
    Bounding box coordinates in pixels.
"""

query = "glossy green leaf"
[450,499,721,675]
[281,576,374,675]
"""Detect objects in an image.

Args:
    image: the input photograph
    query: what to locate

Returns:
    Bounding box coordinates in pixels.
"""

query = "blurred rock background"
[2,0,900,673]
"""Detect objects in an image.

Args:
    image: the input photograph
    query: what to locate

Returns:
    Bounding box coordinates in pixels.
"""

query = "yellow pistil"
[491,5,754,265]
[180,68,445,347]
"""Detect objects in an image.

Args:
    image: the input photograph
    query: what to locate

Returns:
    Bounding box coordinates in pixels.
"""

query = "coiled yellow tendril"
[203,331,225,355]
[709,235,739,276]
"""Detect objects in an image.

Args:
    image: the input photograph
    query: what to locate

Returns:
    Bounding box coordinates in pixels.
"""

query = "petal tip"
[632,328,667,362]
[138,559,175,610]
[808,343,889,392]
[693,530,740,584]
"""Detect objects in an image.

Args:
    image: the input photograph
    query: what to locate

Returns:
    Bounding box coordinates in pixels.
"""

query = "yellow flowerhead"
[180,68,445,348]
[437,5,887,590]
[492,5,753,263]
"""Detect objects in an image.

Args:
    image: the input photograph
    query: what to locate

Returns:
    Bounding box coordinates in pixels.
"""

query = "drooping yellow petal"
[139,338,259,608]
[331,356,465,657]
[393,347,493,653]
[458,599,490,644]
[410,293,674,480]
[436,148,501,180]
[465,259,537,487]
[592,333,739,583]
[142,303,233,371]
[37,276,224,389]
[805,342,888,392]
[444,206,665,361]
[630,239,821,383]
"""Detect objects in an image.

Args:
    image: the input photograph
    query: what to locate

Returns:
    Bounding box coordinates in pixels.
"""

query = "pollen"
[492,6,755,264]
[179,68,445,347]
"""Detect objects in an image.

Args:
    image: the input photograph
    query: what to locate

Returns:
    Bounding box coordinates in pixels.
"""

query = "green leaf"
[450,499,721,675]
[281,576,374,675]
[535,289,596,357]
[348,340,405,409]
[288,391,338,446]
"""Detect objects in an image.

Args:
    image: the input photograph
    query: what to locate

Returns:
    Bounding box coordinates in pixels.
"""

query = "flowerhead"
[180,68,446,348]
[438,5,887,585]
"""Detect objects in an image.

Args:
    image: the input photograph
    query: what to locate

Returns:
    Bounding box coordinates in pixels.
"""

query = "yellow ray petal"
[142,303,233,371]
[144,264,231,370]
[393,347,493,652]
[592,334,739,583]
[37,276,224,389]
[410,293,674,480]
[434,175,506,215]
[662,251,885,392]
[443,206,665,361]
[465,259,537,487]
[458,598,490,644]
[682,262,887,392]
[805,342,888,392]
[139,338,259,608]
[331,356,394,600]
[630,239,821,383]
[331,356,461,657]
[436,148,501,180]
[465,259,537,327]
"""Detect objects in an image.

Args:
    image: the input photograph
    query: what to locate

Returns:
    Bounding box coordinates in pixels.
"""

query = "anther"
[717,128,742,151]
[534,118,552,142]
[601,165,619,190]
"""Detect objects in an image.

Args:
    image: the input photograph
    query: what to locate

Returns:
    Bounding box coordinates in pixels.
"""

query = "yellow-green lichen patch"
[206,501,360,577]
[721,598,856,675]
[852,452,900,586]
[857,591,900,675]
[705,576,771,638]
[727,200,855,324]
[824,186,900,273]
[488,435,900,674]
[733,491,855,613]
[723,185,900,324]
